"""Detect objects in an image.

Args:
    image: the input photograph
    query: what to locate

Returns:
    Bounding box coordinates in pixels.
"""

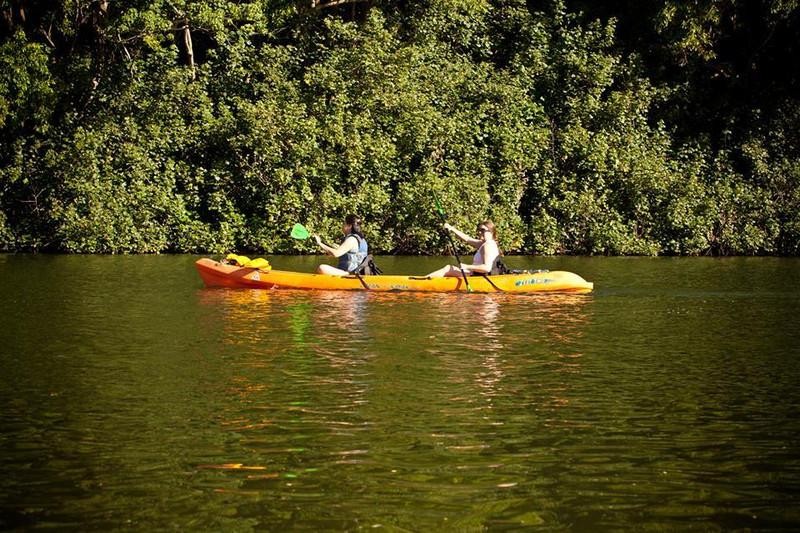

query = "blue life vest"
[337,233,368,273]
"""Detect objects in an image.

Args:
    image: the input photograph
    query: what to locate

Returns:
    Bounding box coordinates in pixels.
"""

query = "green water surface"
[1,255,799,530]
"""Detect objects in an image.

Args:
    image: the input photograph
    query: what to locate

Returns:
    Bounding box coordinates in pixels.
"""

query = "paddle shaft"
[433,193,472,292]
[443,231,473,292]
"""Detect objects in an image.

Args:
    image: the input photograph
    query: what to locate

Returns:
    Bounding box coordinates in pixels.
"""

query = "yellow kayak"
[195,258,593,294]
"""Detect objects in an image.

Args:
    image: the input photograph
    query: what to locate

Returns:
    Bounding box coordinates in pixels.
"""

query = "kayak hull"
[195,258,593,294]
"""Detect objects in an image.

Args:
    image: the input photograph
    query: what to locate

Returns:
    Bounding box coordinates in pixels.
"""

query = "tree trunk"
[183,24,195,80]
[312,0,368,9]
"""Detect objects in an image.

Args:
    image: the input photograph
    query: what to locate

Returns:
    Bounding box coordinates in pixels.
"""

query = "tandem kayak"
[195,258,593,294]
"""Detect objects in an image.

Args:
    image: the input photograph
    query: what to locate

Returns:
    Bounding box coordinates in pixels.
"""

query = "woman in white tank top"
[426,220,500,278]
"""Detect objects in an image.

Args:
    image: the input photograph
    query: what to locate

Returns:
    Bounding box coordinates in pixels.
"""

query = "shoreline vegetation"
[1,1,798,256]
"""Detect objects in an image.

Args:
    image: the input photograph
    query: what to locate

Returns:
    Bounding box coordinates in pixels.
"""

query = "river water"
[1,254,799,530]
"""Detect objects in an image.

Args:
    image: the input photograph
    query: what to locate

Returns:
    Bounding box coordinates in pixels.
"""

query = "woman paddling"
[426,220,500,278]
[314,214,369,276]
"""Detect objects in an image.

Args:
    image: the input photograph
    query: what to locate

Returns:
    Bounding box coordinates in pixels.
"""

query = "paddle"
[432,192,472,293]
[290,223,310,240]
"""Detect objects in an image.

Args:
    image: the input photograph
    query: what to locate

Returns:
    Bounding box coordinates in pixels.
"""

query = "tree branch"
[312,0,369,9]
[183,23,195,80]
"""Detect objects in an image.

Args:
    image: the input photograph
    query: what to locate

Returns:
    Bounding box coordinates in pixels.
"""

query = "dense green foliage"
[1,0,798,255]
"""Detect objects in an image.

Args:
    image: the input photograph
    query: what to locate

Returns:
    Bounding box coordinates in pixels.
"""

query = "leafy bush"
[1,0,798,255]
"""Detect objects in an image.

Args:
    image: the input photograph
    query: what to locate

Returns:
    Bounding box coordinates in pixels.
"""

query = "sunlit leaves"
[0,0,797,254]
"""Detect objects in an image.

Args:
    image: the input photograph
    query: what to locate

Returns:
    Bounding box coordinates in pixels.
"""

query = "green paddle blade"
[433,193,447,220]
[434,198,444,216]
[290,223,310,240]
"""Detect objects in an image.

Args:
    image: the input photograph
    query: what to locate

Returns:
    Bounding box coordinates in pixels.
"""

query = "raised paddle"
[290,223,310,240]
[432,192,472,293]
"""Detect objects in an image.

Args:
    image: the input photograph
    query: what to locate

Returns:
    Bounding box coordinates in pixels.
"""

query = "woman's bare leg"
[425,264,462,278]
[317,264,349,276]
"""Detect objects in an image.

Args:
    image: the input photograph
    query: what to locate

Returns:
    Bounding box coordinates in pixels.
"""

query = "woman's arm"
[445,223,482,247]
[314,235,359,258]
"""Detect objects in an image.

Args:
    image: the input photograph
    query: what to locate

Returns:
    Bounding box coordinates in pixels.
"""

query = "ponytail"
[345,214,364,239]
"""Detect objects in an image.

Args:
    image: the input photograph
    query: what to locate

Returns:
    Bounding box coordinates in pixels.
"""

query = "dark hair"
[345,214,364,239]
[477,220,497,240]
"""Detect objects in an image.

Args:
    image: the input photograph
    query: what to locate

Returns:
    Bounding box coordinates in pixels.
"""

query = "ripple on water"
[2,256,800,529]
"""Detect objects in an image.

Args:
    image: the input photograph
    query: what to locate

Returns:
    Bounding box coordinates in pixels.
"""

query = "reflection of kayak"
[195,258,593,294]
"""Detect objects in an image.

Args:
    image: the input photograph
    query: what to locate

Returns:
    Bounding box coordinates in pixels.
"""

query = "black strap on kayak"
[355,272,370,290]
[479,273,505,292]
[348,273,370,290]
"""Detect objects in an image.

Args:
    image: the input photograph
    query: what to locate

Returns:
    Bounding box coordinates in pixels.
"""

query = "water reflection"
[194,289,380,495]
[192,286,598,522]
[192,288,595,498]
[194,289,594,399]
